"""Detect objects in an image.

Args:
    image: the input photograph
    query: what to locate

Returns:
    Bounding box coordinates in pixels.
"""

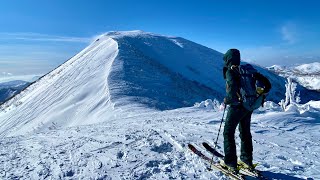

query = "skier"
[220,49,271,174]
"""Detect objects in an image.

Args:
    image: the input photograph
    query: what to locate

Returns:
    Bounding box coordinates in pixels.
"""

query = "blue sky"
[0,0,319,80]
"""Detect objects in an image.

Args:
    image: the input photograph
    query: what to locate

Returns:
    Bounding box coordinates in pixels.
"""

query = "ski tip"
[202,142,209,147]
[202,142,207,145]
[187,144,194,149]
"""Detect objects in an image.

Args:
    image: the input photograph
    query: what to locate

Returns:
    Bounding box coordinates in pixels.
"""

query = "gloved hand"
[256,87,265,95]
[223,97,227,104]
[219,103,226,111]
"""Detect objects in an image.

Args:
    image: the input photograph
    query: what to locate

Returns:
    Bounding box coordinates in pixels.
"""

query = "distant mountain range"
[0,80,30,104]
[267,62,320,91]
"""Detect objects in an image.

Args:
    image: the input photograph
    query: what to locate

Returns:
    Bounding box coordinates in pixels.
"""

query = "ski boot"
[238,159,261,177]
[220,160,239,175]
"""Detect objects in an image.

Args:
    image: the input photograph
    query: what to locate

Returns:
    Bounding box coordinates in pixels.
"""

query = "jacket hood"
[223,49,241,68]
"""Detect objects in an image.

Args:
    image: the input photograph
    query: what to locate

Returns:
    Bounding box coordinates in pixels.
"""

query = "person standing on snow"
[220,49,271,174]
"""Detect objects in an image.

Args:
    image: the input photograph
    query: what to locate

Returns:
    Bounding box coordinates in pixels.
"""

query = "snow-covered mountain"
[0,80,30,104]
[1,30,319,137]
[0,31,320,179]
[267,62,320,91]
[295,62,320,74]
[0,31,272,136]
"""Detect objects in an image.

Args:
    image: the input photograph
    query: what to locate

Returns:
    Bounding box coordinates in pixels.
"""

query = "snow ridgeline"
[0,30,231,137]
[0,37,120,137]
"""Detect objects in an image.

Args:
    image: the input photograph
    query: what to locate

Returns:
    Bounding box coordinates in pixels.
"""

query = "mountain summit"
[0,31,315,137]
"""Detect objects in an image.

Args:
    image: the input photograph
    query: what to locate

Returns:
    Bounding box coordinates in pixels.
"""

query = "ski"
[188,144,246,180]
[202,142,267,179]
[202,142,224,158]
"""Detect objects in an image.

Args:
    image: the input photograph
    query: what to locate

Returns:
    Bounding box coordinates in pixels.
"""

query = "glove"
[256,87,265,95]
[219,103,226,111]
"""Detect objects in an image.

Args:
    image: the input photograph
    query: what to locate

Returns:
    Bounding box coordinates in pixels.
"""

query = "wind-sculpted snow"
[108,34,224,110]
[0,38,119,136]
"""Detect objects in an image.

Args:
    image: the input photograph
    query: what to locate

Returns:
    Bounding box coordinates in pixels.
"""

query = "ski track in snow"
[1,106,319,179]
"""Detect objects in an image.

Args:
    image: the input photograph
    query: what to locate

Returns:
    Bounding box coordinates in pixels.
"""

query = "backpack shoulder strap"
[239,64,257,74]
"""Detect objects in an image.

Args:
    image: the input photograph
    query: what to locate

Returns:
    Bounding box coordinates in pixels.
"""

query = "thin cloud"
[280,22,297,44]
[0,32,91,43]
[0,74,42,83]
[241,46,291,66]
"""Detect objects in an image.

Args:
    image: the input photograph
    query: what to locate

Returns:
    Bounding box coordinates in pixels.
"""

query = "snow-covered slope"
[0,31,318,137]
[0,102,319,179]
[0,37,119,137]
[0,31,320,179]
[267,62,320,91]
[295,62,320,74]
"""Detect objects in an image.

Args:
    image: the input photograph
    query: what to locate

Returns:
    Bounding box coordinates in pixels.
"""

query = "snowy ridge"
[267,62,320,91]
[0,31,318,137]
[294,62,320,74]
[0,31,319,179]
[0,37,119,136]
[0,30,224,136]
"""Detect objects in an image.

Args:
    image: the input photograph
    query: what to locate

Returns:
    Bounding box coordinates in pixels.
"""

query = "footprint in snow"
[117,151,125,159]
[276,155,287,161]
[151,142,173,153]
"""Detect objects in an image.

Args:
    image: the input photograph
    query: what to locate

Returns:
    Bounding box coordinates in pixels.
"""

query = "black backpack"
[238,64,265,111]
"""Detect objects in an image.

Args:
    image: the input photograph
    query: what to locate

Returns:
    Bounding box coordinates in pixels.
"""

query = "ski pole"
[209,104,226,169]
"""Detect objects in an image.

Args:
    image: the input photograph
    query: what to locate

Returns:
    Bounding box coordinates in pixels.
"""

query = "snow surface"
[0,102,319,179]
[0,30,320,179]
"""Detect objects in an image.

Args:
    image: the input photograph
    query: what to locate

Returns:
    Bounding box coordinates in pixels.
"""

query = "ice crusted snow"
[0,31,320,179]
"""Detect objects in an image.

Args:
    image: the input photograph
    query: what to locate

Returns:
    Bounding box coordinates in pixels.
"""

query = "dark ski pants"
[223,105,253,167]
